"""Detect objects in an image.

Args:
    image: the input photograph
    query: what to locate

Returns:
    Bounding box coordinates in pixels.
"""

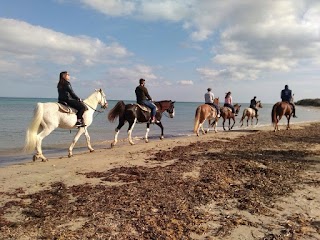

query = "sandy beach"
[1,122,320,239]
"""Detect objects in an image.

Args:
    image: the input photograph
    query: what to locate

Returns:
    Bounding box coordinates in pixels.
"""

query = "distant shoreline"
[296,98,320,107]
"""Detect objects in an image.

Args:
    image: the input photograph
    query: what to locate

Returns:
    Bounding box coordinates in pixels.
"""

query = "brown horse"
[193,98,220,136]
[220,103,241,130]
[271,101,293,132]
[108,100,175,147]
[239,101,263,127]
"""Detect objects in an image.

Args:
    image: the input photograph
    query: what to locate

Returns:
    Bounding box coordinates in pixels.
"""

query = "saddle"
[57,101,76,114]
[56,101,88,114]
[136,103,158,112]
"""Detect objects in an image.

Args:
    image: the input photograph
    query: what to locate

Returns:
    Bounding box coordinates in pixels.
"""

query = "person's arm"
[143,87,152,101]
[66,83,80,100]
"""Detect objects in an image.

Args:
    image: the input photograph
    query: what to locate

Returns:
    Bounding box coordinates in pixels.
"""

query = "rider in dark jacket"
[57,71,86,127]
[250,96,258,116]
[281,84,297,118]
[135,78,156,123]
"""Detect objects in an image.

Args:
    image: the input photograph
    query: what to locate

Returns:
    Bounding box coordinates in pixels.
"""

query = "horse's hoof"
[42,158,48,162]
[160,136,164,140]
[90,149,95,153]
[68,154,73,158]
[129,142,135,145]
[145,139,149,143]
[32,155,37,162]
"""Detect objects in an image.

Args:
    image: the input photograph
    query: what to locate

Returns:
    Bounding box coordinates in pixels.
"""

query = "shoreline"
[1,119,319,168]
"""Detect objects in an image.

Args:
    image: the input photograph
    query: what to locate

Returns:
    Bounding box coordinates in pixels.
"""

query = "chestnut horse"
[108,100,175,147]
[239,101,263,127]
[220,103,241,130]
[193,98,220,136]
[271,101,293,132]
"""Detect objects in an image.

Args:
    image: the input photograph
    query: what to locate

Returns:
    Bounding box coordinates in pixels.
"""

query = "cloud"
[80,0,135,16]
[105,64,157,86]
[177,80,193,85]
[0,18,131,69]
[79,1,320,83]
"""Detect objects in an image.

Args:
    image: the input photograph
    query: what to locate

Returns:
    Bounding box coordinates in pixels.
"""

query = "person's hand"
[78,98,82,102]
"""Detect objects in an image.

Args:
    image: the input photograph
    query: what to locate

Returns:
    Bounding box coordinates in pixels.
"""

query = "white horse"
[24,89,108,161]
[239,101,263,127]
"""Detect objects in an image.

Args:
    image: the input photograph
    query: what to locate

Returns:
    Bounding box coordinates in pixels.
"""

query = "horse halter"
[99,89,108,109]
[83,89,108,113]
[164,101,175,118]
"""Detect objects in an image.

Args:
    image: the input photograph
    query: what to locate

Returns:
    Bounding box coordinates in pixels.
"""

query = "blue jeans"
[142,100,156,117]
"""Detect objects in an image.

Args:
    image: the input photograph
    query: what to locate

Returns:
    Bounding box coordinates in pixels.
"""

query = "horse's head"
[256,101,263,108]
[166,101,175,118]
[96,89,108,109]
[214,97,219,105]
[157,100,175,118]
[234,103,241,114]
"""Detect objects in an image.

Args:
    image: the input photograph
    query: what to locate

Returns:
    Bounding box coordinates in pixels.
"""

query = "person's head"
[207,88,211,92]
[59,71,70,81]
[254,96,256,99]
[139,78,145,85]
[57,71,69,88]
[285,84,288,89]
[225,91,231,98]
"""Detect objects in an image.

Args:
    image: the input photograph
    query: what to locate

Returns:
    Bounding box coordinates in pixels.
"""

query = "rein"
[83,102,104,113]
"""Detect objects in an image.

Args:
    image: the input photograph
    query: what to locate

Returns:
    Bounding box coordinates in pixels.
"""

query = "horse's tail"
[271,103,278,125]
[23,103,43,153]
[108,101,126,122]
[193,106,201,133]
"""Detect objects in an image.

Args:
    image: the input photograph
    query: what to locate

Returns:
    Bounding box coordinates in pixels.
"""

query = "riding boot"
[75,119,86,127]
[150,116,156,123]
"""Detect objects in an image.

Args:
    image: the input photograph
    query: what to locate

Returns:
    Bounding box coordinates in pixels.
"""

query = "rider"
[135,78,157,123]
[57,71,86,127]
[204,88,220,117]
[224,91,236,115]
[281,84,297,118]
[250,96,258,116]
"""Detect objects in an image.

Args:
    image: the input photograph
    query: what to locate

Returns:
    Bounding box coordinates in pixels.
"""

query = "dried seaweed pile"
[1,123,320,239]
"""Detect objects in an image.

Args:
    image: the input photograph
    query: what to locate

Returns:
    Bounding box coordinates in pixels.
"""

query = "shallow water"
[0,97,319,166]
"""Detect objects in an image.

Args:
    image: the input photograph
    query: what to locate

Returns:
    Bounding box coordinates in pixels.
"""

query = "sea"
[1,97,319,167]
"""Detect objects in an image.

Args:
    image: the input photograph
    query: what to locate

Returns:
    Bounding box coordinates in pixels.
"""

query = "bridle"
[158,101,175,118]
[83,89,108,114]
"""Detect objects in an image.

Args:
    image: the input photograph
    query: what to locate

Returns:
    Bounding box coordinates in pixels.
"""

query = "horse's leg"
[255,116,259,125]
[35,127,54,162]
[145,123,150,143]
[111,118,125,147]
[155,121,164,140]
[213,118,218,133]
[200,120,206,135]
[230,117,235,130]
[68,127,86,157]
[128,118,137,145]
[286,115,291,130]
[223,118,226,131]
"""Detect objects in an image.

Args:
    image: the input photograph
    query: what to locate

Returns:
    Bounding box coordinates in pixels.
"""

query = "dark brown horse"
[271,101,293,132]
[193,98,220,136]
[220,103,241,130]
[108,100,175,147]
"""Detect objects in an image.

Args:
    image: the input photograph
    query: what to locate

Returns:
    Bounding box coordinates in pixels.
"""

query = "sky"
[1,0,320,103]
